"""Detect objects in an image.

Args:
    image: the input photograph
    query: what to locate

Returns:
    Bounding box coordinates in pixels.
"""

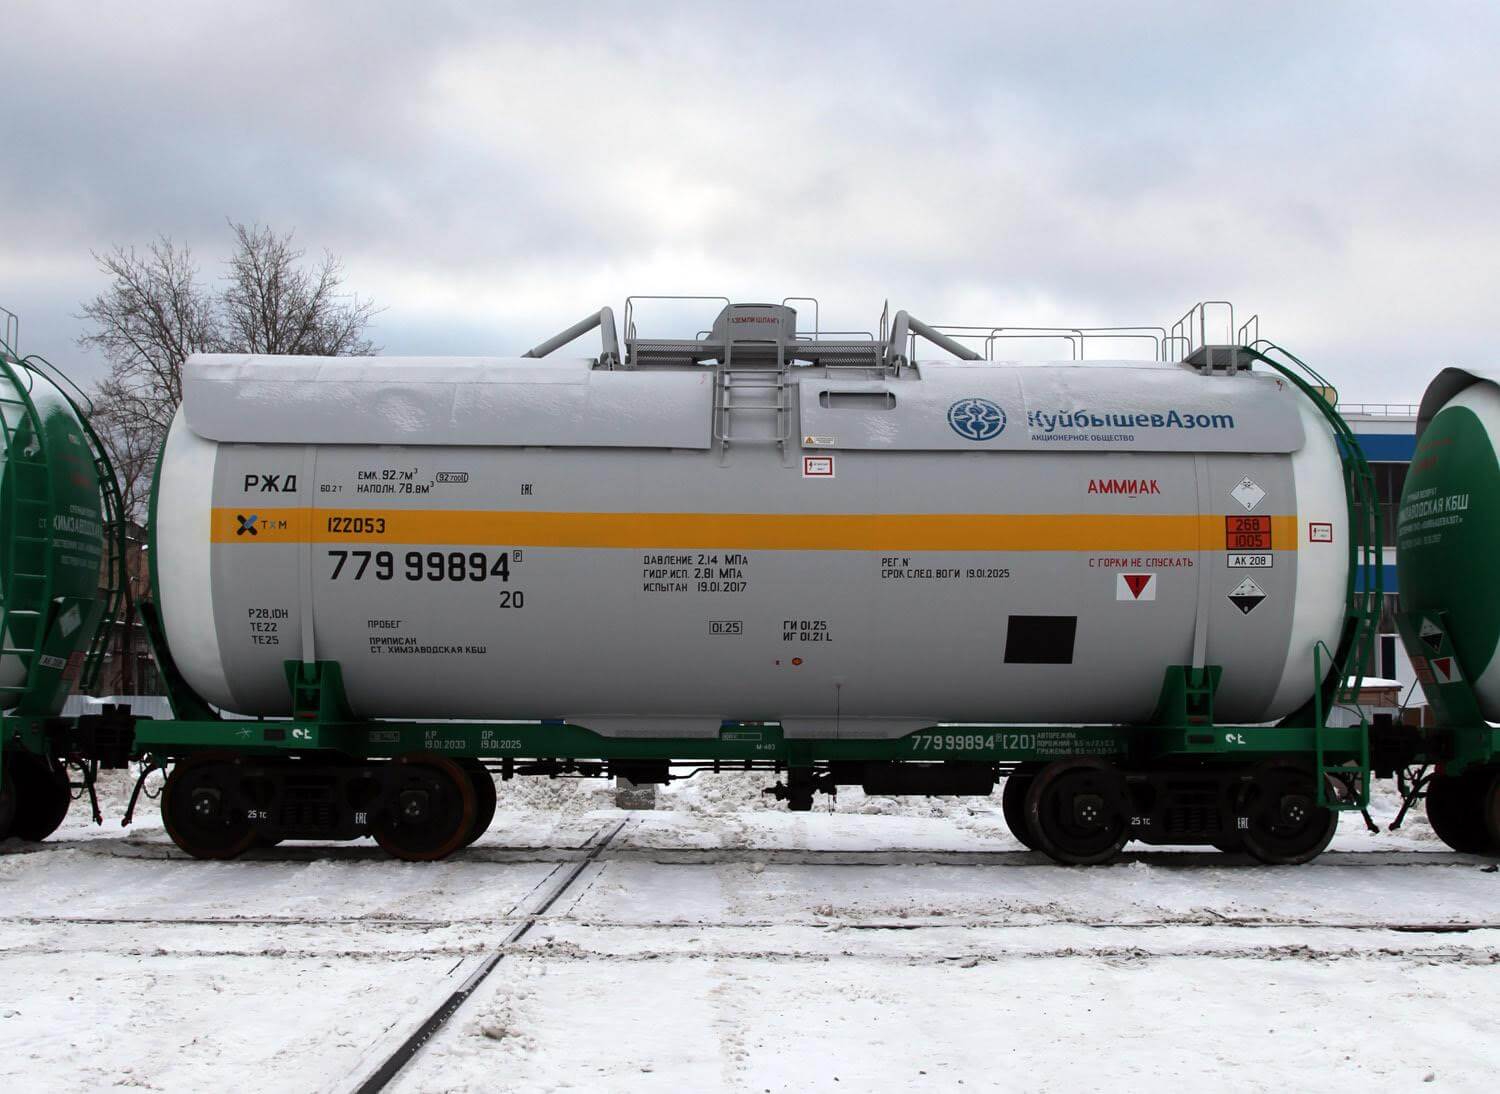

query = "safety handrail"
[1245,341,1382,725]
[1072,326,1168,362]
[22,352,96,416]
[984,328,1084,361]
[781,297,819,336]
[1171,301,1235,358]
[622,295,732,347]
[0,353,59,710]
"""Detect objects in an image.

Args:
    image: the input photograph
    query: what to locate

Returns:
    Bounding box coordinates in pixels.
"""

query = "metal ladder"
[0,346,127,706]
[0,351,57,703]
[1247,341,1381,810]
[25,353,131,695]
[712,337,790,453]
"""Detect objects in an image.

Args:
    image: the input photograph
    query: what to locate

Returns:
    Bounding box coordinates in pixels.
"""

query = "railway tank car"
[0,345,118,843]
[1393,367,1500,853]
[2,298,1403,865]
[153,303,1349,734]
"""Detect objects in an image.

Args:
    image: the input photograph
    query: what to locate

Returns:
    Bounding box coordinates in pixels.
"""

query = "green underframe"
[1,656,1382,776]
[111,715,1377,768]
[0,648,1418,819]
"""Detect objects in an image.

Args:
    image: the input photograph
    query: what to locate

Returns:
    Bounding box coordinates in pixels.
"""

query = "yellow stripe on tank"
[211,508,1301,552]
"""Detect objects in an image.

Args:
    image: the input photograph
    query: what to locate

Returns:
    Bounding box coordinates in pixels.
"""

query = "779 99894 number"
[328,549,513,583]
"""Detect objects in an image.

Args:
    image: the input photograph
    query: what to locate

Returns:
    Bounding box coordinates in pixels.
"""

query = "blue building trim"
[1352,433,1416,462]
[1354,563,1398,594]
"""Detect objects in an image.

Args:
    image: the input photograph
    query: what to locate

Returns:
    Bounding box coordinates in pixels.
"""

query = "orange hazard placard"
[1225,514,1273,551]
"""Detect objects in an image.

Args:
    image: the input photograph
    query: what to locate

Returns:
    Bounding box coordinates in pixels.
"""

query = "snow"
[2,771,1498,1092]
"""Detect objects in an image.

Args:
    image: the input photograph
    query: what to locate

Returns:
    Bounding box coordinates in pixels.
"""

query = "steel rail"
[343,817,631,1094]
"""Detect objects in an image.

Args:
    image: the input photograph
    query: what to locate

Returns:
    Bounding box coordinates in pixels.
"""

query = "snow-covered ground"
[2,771,1498,1092]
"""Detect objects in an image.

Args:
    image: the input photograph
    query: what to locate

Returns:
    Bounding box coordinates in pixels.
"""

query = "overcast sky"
[2,1,1496,403]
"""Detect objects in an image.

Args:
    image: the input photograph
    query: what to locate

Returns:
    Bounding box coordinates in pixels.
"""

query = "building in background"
[1340,401,1421,711]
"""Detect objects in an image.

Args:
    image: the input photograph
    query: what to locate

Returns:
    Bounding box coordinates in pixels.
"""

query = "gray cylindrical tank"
[152,347,1349,737]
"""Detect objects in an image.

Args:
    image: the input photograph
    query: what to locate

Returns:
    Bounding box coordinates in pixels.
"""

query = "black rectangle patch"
[1004,615,1077,665]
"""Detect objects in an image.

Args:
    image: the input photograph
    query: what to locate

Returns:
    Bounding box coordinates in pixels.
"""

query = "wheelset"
[1425,765,1500,855]
[373,753,478,862]
[1024,758,1131,866]
[1234,762,1338,866]
[1,751,73,843]
[162,753,258,860]
[1002,763,1044,851]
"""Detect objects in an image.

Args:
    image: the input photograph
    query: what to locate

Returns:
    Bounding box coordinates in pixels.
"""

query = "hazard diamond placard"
[1116,573,1156,601]
[1430,656,1462,685]
[1228,577,1266,615]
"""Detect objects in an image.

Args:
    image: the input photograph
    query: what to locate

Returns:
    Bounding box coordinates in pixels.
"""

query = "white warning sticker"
[1231,477,1266,511]
[1227,552,1273,569]
[1116,573,1156,601]
[1430,655,1461,684]
[1228,577,1266,615]
[802,455,835,478]
[1419,617,1444,653]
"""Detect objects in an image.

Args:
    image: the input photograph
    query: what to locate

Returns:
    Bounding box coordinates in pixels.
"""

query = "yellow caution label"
[212,508,1300,552]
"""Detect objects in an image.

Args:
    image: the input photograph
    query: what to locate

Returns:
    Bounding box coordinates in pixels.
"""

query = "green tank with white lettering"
[1399,369,1500,716]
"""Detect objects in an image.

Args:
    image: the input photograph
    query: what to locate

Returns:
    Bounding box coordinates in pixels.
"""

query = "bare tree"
[219,222,379,356]
[77,224,382,518]
[77,224,380,692]
[77,238,217,446]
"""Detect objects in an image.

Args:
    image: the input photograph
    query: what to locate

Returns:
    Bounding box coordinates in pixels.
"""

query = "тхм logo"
[947,398,1006,441]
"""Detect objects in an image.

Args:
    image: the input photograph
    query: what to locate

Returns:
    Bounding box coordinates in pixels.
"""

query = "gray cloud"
[2,0,1496,402]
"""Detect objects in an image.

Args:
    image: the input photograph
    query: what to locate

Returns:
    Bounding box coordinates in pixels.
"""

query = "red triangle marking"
[1123,574,1151,599]
[1433,657,1452,680]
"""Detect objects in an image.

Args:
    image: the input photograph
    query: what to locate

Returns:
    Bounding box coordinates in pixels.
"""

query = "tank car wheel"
[162,754,258,860]
[0,762,17,839]
[460,759,497,847]
[7,752,73,842]
[1024,758,1130,866]
[1002,763,1044,851]
[1235,764,1338,865]
[1426,767,1496,855]
[374,754,477,862]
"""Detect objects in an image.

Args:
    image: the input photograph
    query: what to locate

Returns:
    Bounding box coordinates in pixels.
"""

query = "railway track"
[6,914,1500,933]
[4,836,1491,870]
[334,817,632,1094]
